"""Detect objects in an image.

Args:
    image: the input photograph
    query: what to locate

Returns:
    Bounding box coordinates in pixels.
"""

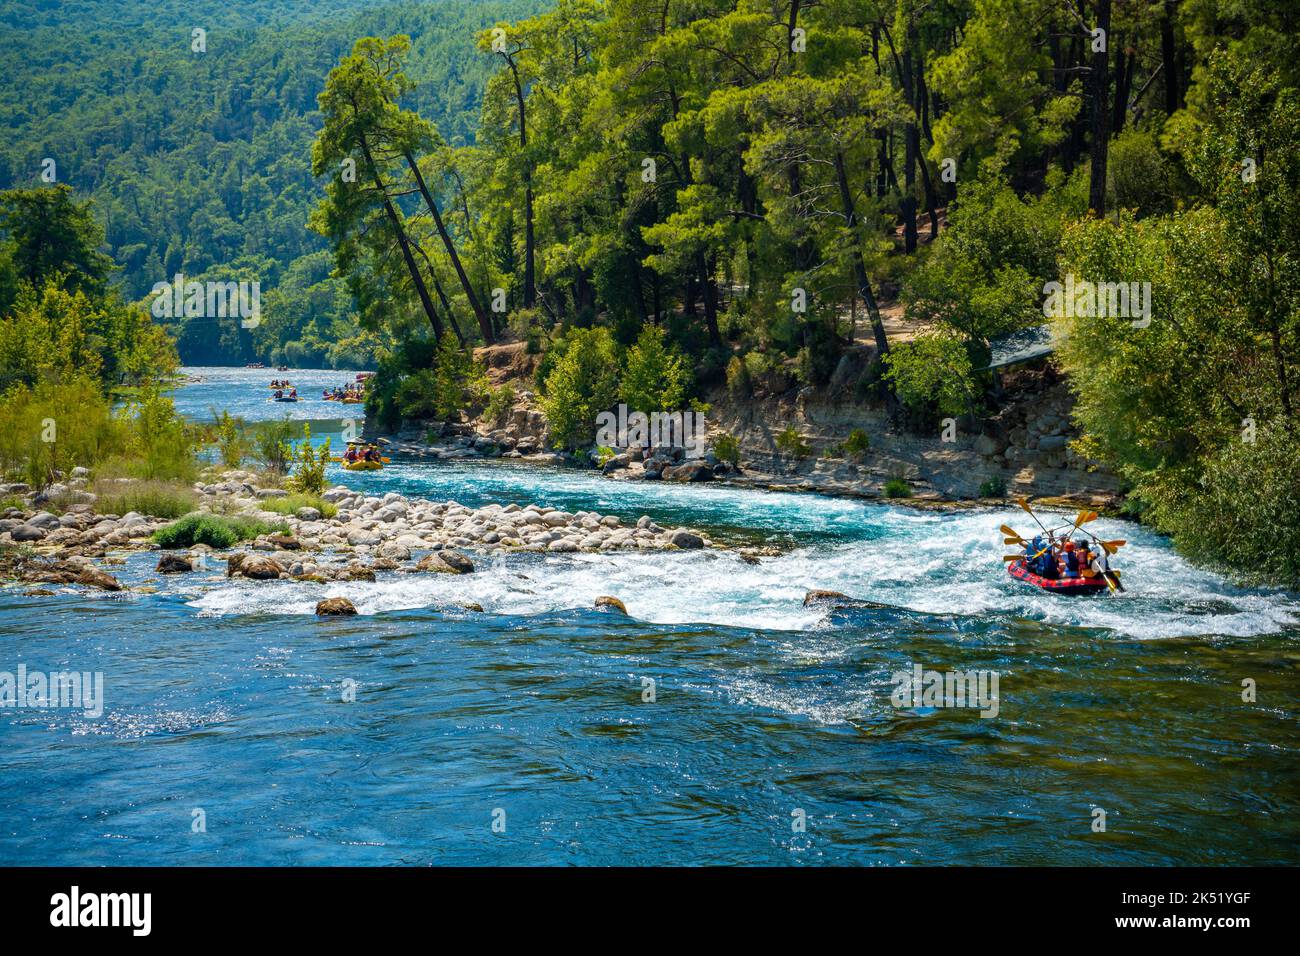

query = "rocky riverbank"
[0,469,715,594]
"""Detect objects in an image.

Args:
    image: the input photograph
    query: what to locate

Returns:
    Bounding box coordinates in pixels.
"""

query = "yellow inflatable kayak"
[342,459,383,471]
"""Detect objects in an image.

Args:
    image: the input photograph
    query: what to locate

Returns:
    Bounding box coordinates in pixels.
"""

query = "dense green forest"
[0,0,543,366]
[302,0,1297,584]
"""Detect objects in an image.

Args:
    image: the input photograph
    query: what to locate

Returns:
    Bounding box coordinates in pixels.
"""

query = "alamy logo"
[595,404,707,458]
[1042,273,1152,328]
[0,664,103,717]
[890,664,999,718]
[50,886,151,936]
[150,272,260,328]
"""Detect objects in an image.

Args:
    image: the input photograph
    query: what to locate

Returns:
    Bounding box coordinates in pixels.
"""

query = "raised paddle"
[1000,524,1026,542]
[1016,497,1052,537]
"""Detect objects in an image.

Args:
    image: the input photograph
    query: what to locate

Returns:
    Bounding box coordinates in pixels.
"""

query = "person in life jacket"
[1059,539,1082,579]
[343,442,359,463]
[1026,535,1053,577]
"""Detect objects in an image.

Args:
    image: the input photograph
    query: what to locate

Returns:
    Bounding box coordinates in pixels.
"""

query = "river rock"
[295,506,321,521]
[239,555,285,580]
[76,567,122,591]
[663,462,713,483]
[417,549,474,574]
[10,524,46,542]
[594,595,627,614]
[316,597,357,616]
[156,553,193,574]
[667,530,704,549]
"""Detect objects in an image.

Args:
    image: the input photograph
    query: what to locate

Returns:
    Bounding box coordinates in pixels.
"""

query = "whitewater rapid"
[168,505,1300,640]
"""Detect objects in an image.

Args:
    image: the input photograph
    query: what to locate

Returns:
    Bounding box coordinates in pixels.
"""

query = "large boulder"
[10,524,46,542]
[416,549,475,574]
[156,554,193,574]
[315,597,358,616]
[667,530,704,549]
[802,589,889,610]
[594,595,627,614]
[76,567,122,591]
[239,555,285,580]
[663,462,713,483]
[27,511,62,530]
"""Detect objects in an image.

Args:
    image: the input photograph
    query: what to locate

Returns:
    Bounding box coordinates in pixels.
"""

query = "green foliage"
[93,480,198,520]
[482,381,516,427]
[0,373,121,488]
[208,409,249,468]
[712,432,740,466]
[725,355,750,397]
[621,325,689,413]
[540,327,618,450]
[978,476,1007,498]
[1052,54,1300,585]
[837,428,871,459]
[257,493,339,519]
[883,477,912,499]
[775,426,810,459]
[250,416,297,475]
[0,2,541,364]
[883,330,977,418]
[284,424,330,496]
[152,512,288,550]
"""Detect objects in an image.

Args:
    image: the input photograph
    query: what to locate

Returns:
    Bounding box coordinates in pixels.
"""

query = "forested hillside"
[0,0,543,366]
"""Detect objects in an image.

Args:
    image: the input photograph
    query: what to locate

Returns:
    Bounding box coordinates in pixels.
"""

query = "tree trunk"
[403,150,494,343]
[505,53,536,309]
[1161,0,1180,116]
[1088,0,1113,217]
[834,151,889,360]
[360,138,444,341]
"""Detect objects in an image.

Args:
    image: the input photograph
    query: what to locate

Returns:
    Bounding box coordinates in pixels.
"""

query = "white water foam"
[181,507,1299,640]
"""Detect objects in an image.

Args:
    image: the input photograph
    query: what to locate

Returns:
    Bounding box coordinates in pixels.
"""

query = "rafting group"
[1002,498,1126,594]
[322,384,365,404]
[336,441,387,471]
[269,380,299,402]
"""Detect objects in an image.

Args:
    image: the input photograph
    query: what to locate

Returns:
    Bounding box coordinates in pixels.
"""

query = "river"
[1,366,1296,865]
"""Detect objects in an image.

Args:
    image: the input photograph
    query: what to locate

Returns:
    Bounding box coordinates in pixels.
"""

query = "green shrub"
[284,424,330,496]
[540,327,619,450]
[593,445,616,466]
[257,493,338,519]
[713,432,740,466]
[208,408,249,468]
[838,428,870,458]
[482,382,515,427]
[94,479,197,519]
[883,477,912,498]
[621,324,689,414]
[152,513,287,549]
[251,417,297,475]
[978,476,1007,498]
[725,355,750,396]
[775,426,810,459]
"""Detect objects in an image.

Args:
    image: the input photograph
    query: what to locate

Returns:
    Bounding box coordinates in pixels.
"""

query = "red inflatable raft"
[1008,559,1111,595]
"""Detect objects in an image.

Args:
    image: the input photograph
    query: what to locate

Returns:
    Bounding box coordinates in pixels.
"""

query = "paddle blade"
[1003,536,1022,545]
[1016,497,1034,513]
[1003,554,1023,562]
[1000,524,1023,540]
[1102,539,1126,554]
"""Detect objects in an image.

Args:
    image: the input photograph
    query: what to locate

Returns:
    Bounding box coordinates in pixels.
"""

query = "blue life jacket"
[1063,549,1080,578]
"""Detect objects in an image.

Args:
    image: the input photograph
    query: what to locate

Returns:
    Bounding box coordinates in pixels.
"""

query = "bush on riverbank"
[258,493,338,520]
[91,480,198,519]
[153,513,287,549]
